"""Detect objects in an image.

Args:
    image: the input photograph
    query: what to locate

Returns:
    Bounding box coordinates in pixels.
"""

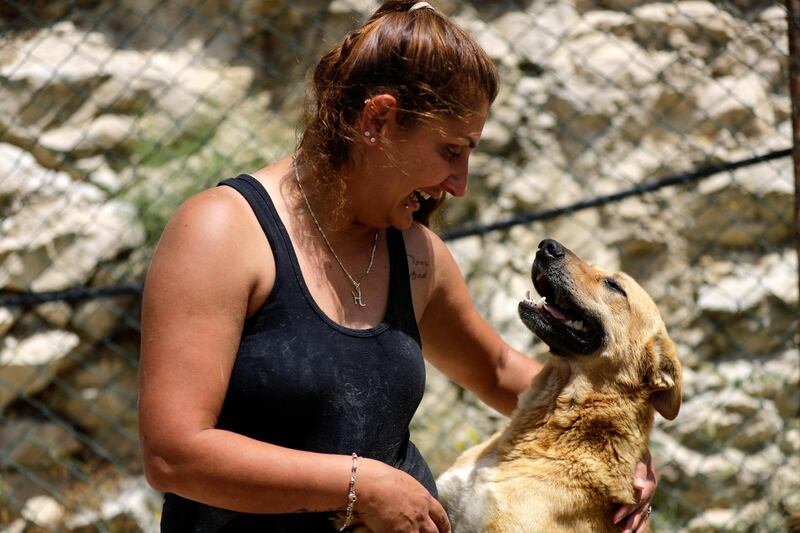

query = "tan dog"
[436,239,682,533]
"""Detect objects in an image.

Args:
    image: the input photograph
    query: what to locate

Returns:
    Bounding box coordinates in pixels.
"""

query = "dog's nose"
[538,239,565,261]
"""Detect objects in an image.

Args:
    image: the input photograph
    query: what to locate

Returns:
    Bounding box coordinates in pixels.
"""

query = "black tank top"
[160,174,435,532]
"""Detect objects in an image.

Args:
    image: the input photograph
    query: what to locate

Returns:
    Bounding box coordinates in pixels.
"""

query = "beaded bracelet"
[339,453,359,531]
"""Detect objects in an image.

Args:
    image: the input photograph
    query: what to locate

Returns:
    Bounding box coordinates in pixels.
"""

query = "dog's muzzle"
[519,240,603,356]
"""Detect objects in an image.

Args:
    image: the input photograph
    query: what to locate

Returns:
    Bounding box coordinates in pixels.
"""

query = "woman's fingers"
[355,459,452,533]
[634,506,653,533]
[616,451,658,530]
[428,497,451,533]
[421,518,443,533]
[620,503,652,533]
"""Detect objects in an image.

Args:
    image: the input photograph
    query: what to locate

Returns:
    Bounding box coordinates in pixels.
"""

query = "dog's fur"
[436,239,682,532]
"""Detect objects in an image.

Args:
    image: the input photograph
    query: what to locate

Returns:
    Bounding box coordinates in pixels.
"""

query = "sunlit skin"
[138,93,654,532]
[347,94,485,231]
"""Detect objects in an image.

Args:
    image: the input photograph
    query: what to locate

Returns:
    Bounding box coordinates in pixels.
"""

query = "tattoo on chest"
[407,254,429,281]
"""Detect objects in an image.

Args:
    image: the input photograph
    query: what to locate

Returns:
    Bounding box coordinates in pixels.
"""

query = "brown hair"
[298,0,499,226]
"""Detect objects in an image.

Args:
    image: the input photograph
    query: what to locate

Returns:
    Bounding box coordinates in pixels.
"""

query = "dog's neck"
[498,359,653,504]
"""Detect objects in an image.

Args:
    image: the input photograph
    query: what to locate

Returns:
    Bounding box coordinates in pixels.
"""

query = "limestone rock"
[692,156,793,249]
[0,518,25,533]
[74,156,127,194]
[0,196,146,292]
[20,495,65,529]
[0,331,79,410]
[633,1,739,45]
[44,354,137,434]
[748,349,800,417]
[489,6,581,68]
[33,301,72,328]
[38,115,134,157]
[479,119,513,154]
[665,389,783,451]
[0,308,15,337]
[0,143,75,204]
[686,508,736,532]
[65,476,161,533]
[697,252,798,314]
[0,22,111,132]
[0,419,82,467]
[770,455,800,516]
[694,73,774,137]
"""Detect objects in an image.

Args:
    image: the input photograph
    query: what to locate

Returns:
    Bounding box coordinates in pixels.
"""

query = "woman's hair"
[298,0,499,226]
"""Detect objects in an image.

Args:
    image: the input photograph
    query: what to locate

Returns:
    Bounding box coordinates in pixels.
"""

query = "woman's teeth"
[411,189,439,202]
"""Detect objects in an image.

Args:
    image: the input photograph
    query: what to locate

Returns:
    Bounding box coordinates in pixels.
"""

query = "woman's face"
[358,102,489,230]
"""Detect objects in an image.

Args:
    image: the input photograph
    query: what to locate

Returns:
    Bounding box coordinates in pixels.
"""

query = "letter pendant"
[352,287,366,307]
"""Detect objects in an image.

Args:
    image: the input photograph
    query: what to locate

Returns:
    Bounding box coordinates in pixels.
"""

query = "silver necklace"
[293,157,379,308]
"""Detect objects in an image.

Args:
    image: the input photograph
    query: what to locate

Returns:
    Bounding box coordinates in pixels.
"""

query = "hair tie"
[409,2,435,12]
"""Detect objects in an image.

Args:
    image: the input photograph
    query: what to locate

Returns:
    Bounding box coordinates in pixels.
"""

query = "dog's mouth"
[518,270,603,356]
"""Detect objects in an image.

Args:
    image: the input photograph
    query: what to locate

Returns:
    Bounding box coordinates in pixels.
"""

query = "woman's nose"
[443,167,468,197]
[442,174,467,197]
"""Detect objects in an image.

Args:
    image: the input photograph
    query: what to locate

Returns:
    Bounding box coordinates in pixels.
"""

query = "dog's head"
[518,239,682,420]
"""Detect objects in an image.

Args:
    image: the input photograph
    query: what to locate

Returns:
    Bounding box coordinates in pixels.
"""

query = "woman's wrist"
[350,457,387,515]
[338,453,360,530]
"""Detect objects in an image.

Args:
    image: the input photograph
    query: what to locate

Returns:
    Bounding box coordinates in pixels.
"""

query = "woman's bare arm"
[138,188,361,513]
[415,228,542,416]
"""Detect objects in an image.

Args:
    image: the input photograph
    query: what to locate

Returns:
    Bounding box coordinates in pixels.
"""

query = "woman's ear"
[359,93,398,144]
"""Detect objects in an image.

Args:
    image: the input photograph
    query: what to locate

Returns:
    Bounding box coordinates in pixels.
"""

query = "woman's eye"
[605,278,627,297]
[446,146,462,160]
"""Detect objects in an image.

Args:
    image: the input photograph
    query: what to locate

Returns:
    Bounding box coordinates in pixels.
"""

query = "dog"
[436,239,682,532]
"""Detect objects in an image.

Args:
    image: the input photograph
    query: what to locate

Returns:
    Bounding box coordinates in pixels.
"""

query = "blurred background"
[0,0,797,531]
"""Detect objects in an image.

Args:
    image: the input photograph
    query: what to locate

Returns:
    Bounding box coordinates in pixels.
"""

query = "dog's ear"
[644,330,682,420]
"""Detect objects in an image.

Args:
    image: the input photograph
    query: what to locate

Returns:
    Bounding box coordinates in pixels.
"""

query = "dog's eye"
[605,278,627,297]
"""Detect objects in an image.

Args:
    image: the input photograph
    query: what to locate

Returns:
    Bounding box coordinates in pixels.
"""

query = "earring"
[364,131,371,137]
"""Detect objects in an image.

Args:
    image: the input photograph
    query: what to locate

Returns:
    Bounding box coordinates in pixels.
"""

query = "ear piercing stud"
[364,131,376,143]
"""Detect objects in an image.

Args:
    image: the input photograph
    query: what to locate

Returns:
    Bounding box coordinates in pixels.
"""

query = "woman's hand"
[612,452,657,533]
[355,459,451,533]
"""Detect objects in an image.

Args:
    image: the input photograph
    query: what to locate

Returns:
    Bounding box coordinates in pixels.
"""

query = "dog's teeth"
[534,296,546,309]
[564,320,585,331]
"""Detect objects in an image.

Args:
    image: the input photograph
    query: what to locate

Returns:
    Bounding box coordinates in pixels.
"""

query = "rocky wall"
[0,1,797,531]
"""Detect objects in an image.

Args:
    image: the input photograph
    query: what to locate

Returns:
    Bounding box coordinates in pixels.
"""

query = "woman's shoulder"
[401,221,455,265]
[175,184,252,223]
[153,185,274,277]
[162,184,267,246]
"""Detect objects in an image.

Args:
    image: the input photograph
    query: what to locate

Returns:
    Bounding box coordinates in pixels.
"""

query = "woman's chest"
[220,325,427,450]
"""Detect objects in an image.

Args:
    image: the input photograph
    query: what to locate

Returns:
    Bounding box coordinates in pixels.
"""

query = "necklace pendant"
[352,287,366,307]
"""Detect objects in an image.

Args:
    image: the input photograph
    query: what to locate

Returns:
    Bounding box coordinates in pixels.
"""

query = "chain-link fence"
[0,0,797,531]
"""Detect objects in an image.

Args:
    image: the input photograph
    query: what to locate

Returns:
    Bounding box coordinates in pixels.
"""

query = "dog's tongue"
[544,303,569,321]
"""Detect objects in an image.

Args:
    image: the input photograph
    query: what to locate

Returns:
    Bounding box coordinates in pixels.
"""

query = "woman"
[138,1,655,531]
